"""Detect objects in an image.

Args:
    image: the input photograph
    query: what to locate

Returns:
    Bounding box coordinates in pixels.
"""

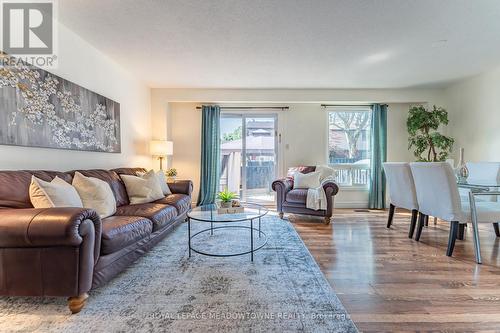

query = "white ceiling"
[59,0,500,89]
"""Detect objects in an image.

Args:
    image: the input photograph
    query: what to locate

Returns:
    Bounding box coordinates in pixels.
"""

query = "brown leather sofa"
[0,167,192,314]
[272,166,339,224]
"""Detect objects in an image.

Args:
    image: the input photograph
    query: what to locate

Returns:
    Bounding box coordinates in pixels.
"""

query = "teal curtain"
[368,104,387,209]
[197,105,221,206]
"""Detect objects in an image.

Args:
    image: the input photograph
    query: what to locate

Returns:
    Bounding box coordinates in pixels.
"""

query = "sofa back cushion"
[0,170,72,208]
[112,167,147,177]
[69,169,131,207]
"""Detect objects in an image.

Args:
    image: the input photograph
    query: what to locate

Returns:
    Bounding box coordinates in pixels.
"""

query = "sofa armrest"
[272,178,294,213]
[0,207,101,259]
[168,180,193,196]
[0,207,101,301]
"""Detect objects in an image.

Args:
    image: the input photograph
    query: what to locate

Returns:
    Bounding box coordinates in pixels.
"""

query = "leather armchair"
[0,207,101,313]
[272,167,339,224]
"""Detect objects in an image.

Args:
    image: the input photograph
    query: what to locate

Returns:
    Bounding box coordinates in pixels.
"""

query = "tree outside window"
[328,110,371,165]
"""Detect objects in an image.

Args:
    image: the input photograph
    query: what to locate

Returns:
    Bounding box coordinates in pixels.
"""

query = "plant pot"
[220,201,232,208]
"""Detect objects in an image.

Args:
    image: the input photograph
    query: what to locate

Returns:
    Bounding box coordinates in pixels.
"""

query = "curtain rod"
[196,106,289,110]
[321,104,388,107]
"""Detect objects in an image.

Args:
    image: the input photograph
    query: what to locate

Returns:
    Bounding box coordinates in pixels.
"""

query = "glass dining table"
[457,179,500,264]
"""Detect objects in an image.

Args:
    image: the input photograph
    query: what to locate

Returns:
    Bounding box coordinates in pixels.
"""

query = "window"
[327,106,372,187]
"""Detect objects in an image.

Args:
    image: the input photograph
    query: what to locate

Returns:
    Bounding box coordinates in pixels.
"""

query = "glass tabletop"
[187,203,268,223]
[457,179,500,188]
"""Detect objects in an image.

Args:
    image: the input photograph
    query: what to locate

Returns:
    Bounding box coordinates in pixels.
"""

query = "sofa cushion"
[285,189,308,204]
[70,169,130,207]
[101,216,153,255]
[154,194,191,214]
[115,203,178,231]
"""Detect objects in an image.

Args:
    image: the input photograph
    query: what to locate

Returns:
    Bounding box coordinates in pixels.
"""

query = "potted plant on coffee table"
[217,188,237,208]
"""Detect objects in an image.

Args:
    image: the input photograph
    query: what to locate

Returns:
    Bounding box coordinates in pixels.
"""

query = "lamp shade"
[150,140,173,156]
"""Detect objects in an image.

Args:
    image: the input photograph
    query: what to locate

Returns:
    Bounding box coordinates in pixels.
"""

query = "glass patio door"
[219,114,278,204]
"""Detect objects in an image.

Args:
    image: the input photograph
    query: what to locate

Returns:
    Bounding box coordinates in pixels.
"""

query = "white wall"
[445,65,500,162]
[156,87,444,206]
[0,23,152,171]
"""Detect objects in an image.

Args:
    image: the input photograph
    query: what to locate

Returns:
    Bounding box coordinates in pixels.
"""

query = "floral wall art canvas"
[0,54,121,153]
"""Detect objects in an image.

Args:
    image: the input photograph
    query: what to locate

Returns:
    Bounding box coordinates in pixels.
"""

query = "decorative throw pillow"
[293,171,321,189]
[315,165,335,182]
[121,170,164,204]
[155,170,172,196]
[29,175,83,208]
[137,170,172,196]
[72,172,117,218]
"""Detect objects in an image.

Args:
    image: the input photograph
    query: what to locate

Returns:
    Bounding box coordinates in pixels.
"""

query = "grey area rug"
[0,216,358,333]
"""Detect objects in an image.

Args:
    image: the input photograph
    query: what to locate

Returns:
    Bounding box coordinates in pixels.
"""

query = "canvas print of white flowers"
[0,54,120,153]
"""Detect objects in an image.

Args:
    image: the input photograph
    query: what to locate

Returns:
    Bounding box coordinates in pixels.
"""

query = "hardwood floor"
[289,209,500,332]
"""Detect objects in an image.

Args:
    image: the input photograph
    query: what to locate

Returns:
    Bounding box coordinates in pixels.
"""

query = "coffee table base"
[188,220,267,261]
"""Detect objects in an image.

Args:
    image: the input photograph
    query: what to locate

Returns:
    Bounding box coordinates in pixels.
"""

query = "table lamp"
[150,140,173,170]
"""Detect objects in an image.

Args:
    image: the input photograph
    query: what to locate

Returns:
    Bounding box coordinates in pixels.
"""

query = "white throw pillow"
[121,170,164,204]
[72,172,117,218]
[155,171,172,196]
[29,175,83,208]
[136,170,172,196]
[315,165,335,182]
[293,171,321,189]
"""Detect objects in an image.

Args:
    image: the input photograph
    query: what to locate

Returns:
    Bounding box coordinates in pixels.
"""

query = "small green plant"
[166,168,177,177]
[217,188,237,202]
[407,105,454,162]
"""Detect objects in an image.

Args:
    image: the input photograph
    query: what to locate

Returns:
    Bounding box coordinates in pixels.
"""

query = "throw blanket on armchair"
[306,165,335,210]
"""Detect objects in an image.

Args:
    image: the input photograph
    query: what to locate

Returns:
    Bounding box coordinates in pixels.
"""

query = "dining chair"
[410,162,500,259]
[383,162,419,238]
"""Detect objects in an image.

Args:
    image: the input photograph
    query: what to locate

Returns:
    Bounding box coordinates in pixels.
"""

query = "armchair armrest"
[272,178,294,213]
[322,181,339,219]
[322,181,340,197]
[168,180,193,196]
[0,207,101,261]
[272,178,294,194]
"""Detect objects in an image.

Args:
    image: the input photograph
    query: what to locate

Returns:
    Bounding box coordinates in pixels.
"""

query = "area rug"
[0,216,358,333]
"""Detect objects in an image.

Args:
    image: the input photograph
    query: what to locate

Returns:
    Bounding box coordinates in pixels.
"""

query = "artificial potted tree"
[407,105,454,162]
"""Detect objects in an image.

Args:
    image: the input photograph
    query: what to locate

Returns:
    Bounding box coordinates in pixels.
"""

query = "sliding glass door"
[220,114,278,204]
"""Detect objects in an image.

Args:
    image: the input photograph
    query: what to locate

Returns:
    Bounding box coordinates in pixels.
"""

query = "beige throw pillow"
[29,175,83,208]
[293,171,321,189]
[72,172,117,218]
[137,170,171,196]
[155,171,172,196]
[121,170,164,204]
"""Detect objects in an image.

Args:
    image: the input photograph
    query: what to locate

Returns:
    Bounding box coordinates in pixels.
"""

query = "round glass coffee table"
[187,203,268,261]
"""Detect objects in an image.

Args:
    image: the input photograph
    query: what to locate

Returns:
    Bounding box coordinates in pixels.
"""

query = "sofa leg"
[68,293,89,314]
[324,217,331,225]
[279,212,284,219]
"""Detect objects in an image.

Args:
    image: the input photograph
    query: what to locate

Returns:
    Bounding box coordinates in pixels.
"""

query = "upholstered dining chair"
[383,162,419,238]
[410,162,500,259]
